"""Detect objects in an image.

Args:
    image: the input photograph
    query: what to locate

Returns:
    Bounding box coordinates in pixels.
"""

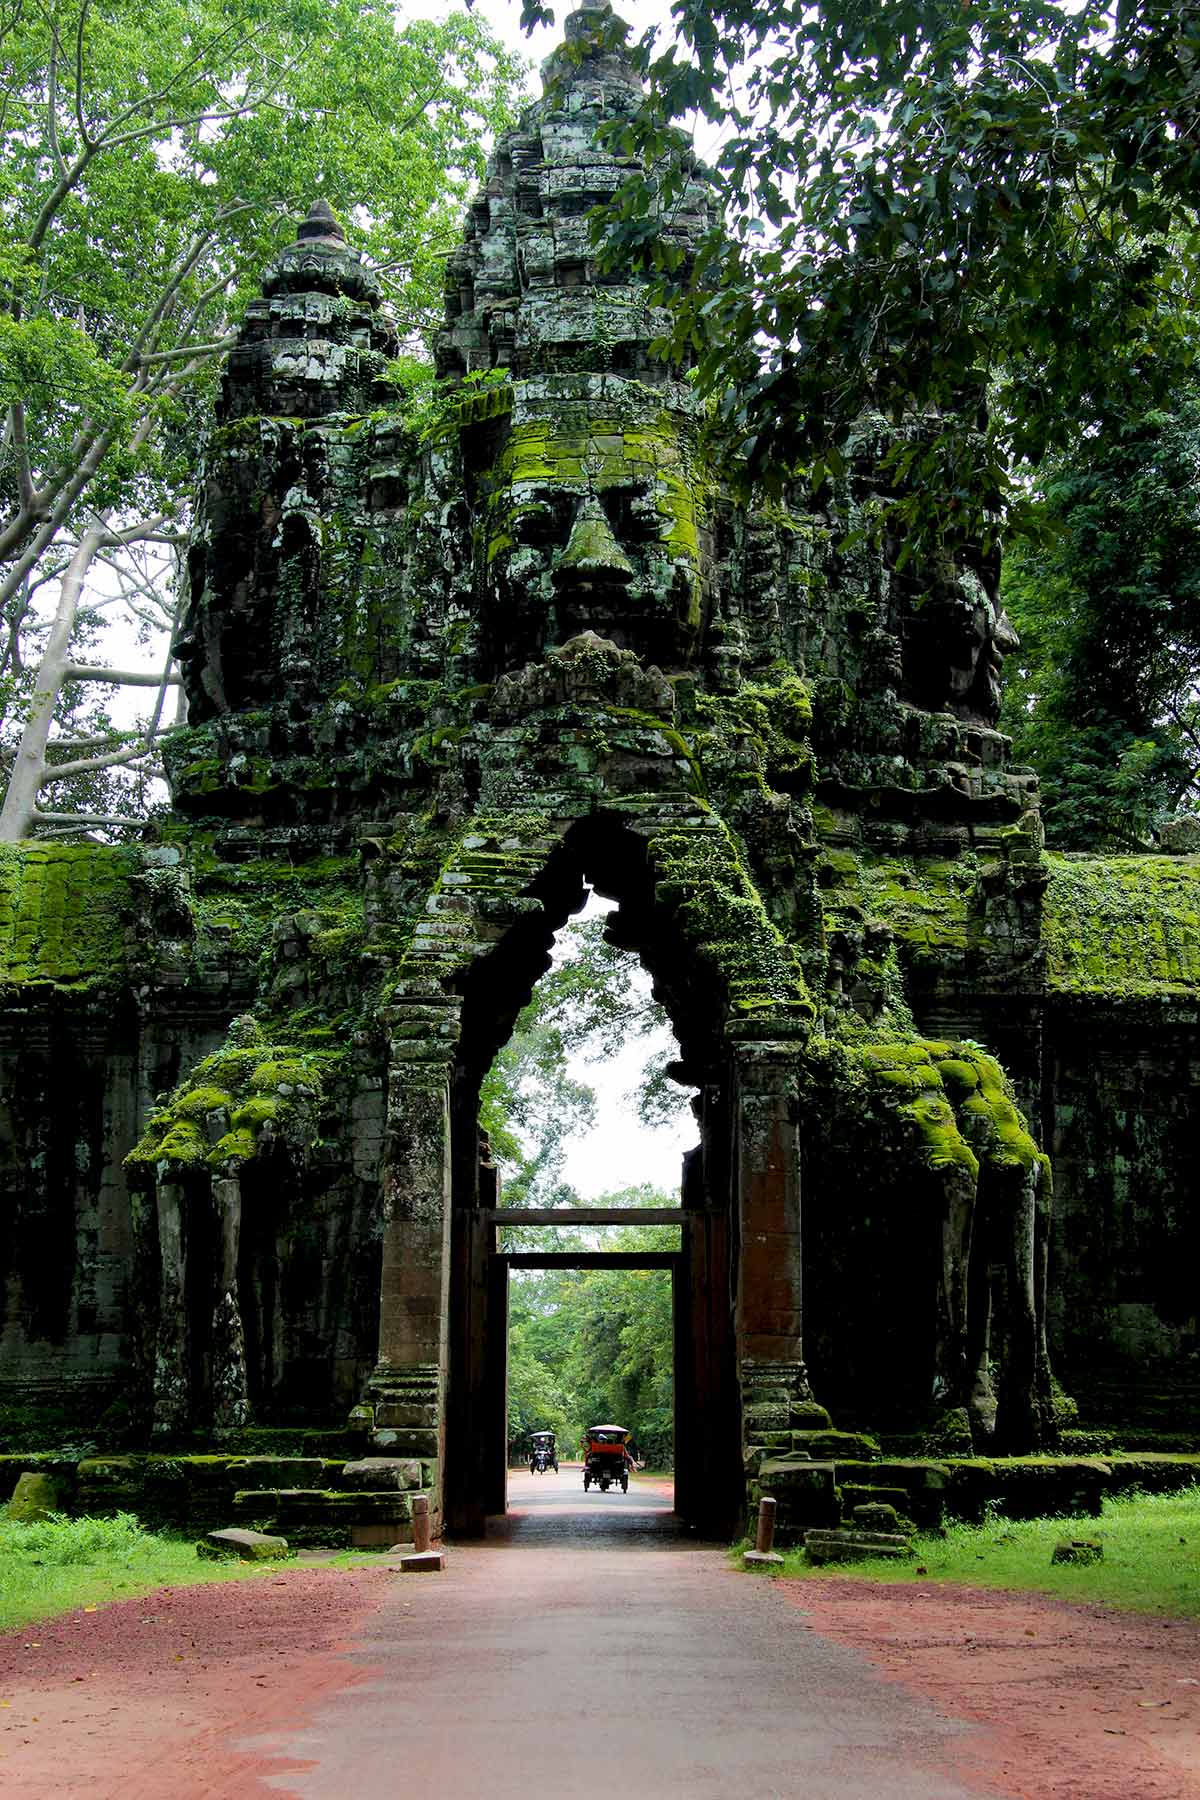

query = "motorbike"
[528,1430,558,1474]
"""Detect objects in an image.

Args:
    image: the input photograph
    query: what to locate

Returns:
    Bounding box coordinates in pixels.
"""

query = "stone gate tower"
[19,3,1200,1541]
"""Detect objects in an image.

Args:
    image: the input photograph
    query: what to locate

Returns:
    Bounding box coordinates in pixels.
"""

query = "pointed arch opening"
[443,816,743,1537]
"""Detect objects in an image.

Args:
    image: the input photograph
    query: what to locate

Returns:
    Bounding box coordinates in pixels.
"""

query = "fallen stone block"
[1051,1537,1103,1565]
[804,1528,916,1566]
[198,1527,289,1561]
[394,1548,445,1572]
[5,1472,64,1522]
[851,1501,903,1532]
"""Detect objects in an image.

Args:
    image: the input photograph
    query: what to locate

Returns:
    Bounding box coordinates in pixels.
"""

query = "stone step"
[232,1485,433,1549]
[804,1529,916,1565]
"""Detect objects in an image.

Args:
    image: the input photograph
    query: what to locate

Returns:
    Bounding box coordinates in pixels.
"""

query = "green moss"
[822,852,975,964]
[935,1059,979,1093]
[128,1033,340,1175]
[0,842,140,991]
[646,814,814,1027]
[833,1038,1043,1185]
[248,1059,316,1092]
[154,1121,207,1166]
[173,1086,233,1120]
[900,1095,980,1177]
[231,1097,280,1129]
[1043,854,1200,996]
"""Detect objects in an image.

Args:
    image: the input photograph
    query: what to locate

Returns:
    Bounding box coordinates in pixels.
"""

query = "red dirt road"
[0,1565,392,1798]
[791,1578,1200,1800]
[0,1473,1197,1799]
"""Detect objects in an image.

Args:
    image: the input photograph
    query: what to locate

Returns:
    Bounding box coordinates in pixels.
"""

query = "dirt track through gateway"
[0,1470,1197,1798]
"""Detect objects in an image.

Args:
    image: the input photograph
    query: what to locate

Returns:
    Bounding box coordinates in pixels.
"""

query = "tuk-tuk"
[582,1424,633,1493]
[528,1430,558,1474]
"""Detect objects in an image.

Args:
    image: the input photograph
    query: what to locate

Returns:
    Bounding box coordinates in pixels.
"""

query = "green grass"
[0,1512,307,1635]
[764,1485,1200,1617]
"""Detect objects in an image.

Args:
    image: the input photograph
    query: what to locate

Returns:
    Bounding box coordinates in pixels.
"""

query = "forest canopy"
[525,0,1200,842]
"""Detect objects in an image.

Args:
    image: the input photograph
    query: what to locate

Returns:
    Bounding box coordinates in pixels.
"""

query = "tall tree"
[0,0,524,837]
[1001,386,1200,846]
[530,0,1200,553]
[479,911,693,1214]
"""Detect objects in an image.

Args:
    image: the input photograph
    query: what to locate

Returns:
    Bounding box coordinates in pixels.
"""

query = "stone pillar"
[210,1174,249,1429]
[359,1002,459,1525]
[994,1158,1053,1450]
[733,1041,811,1447]
[152,1176,190,1437]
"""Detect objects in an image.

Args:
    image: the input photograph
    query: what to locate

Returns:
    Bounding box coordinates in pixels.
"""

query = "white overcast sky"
[550,894,699,1202]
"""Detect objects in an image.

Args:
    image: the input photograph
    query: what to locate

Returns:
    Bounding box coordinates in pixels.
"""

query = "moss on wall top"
[0,842,139,991]
[820,850,976,968]
[1043,854,1200,996]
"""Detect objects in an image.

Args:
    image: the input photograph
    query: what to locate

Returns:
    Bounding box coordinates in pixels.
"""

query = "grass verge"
[0,1512,324,1635]
[761,1485,1200,1617]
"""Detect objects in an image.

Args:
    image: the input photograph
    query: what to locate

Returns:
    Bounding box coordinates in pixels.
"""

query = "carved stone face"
[472,395,708,674]
[904,563,1019,725]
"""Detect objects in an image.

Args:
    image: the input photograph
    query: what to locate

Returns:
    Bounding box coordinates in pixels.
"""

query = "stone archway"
[363,807,810,1538]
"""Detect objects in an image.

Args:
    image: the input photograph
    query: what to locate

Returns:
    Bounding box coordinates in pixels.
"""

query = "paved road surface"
[250,1469,990,1799]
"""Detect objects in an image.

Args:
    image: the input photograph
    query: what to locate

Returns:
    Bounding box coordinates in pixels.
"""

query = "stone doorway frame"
[446,1213,738,1537]
[367,811,808,1541]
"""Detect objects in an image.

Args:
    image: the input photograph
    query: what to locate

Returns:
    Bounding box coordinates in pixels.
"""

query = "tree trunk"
[0,523,106,841]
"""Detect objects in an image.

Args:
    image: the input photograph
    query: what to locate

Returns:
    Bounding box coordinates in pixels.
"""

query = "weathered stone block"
[946,1456,1110,1522]
[805,1529,916,1565]
[743,1403,790,1434]
[5,1472,64,1522]
[1051,1537,1103,1564]
[370,1428,438,1457]
[791,1429,879,1461]
[198,1527,289,1561]
[756,1458,839,1544]
[341,1457,423,1490]
[833,1460,949,1527]
[76,1456,145,1514]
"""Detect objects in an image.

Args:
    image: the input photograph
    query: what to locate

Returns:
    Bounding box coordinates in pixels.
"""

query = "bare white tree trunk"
[0,519,180,841]
[0,525,106,841]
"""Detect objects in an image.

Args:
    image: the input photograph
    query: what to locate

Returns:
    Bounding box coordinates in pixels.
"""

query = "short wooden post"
[744,1492,784,1568]
[412,1493,431,1555]
[755,1494,777,1555]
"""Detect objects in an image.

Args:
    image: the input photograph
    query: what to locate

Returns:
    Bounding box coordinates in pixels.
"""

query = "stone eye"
[601,490,660,546]
[512,505,558,547]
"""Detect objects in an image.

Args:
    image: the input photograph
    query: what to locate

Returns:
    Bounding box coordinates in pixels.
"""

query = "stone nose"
[993,607,1019,656]
[557,494,634,585]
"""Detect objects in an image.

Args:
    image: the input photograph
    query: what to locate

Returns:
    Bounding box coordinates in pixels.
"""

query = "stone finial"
[544,0,636,87]
[564,0,616,41]
[297,197,346,243]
